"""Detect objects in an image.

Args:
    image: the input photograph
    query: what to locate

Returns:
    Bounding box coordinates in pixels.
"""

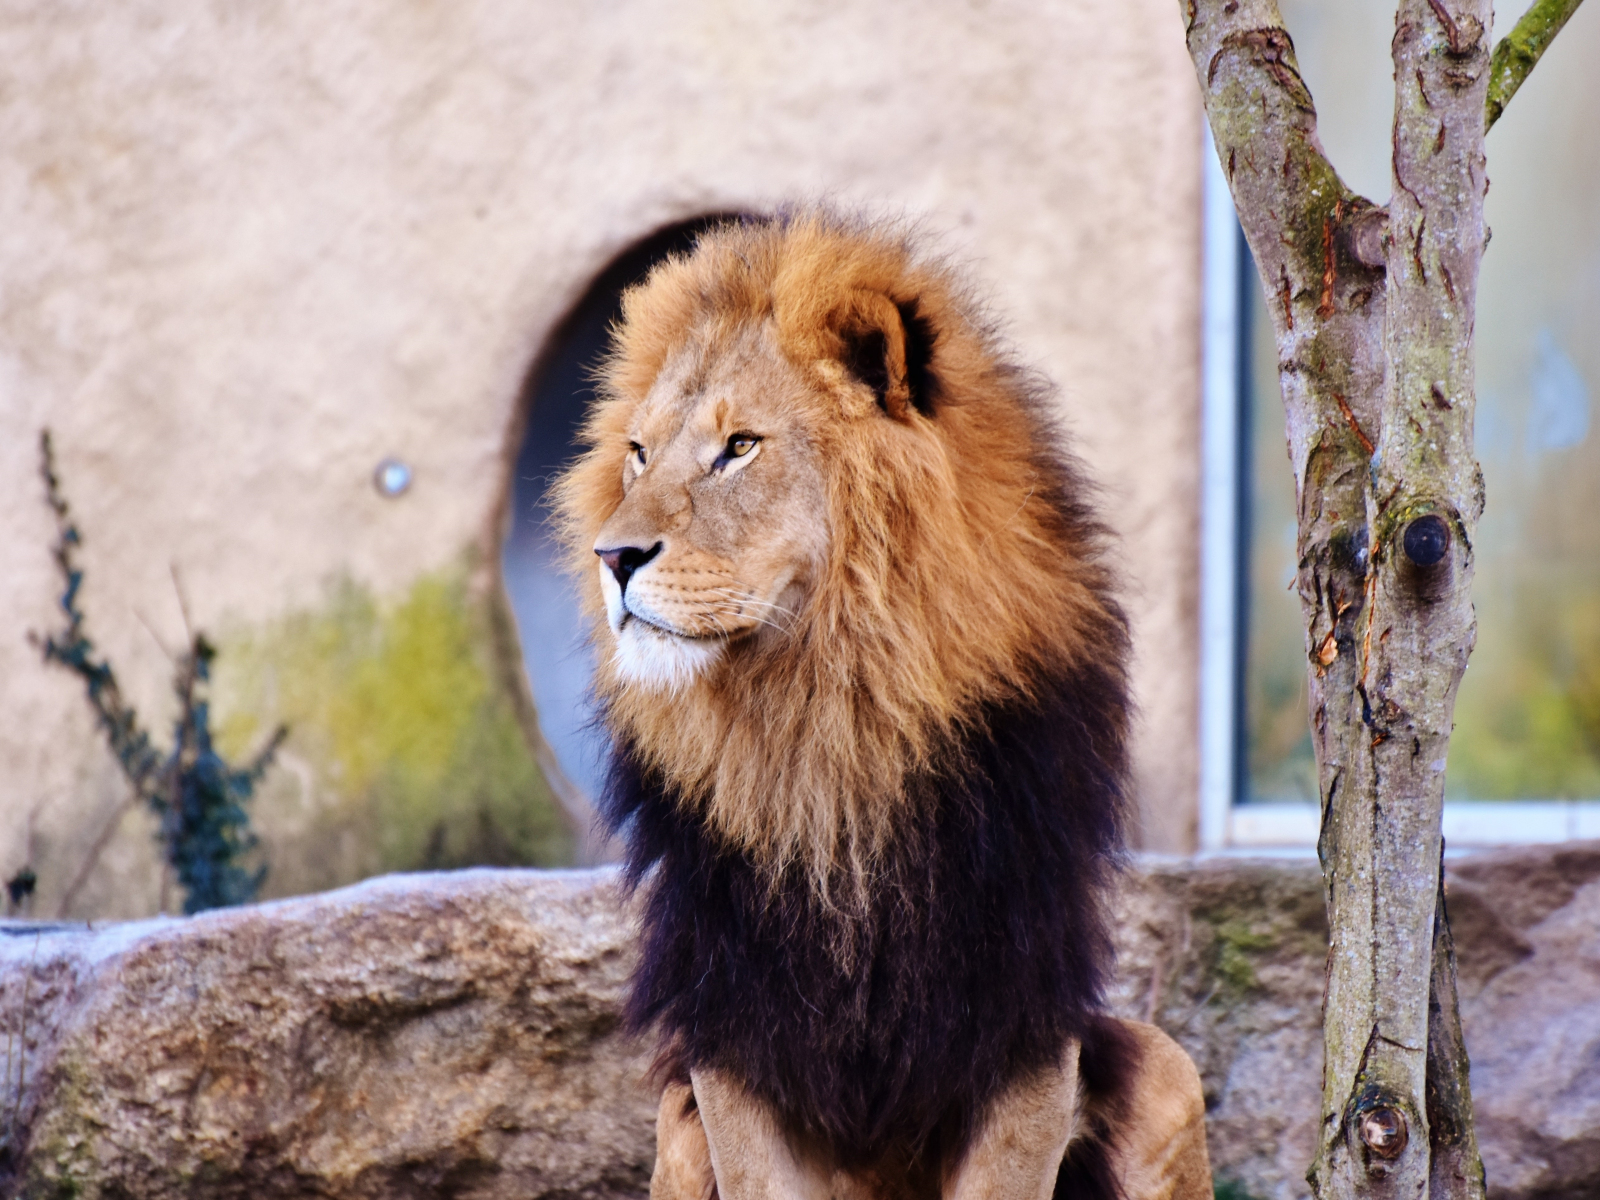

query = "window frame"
[1196,125,1600,853]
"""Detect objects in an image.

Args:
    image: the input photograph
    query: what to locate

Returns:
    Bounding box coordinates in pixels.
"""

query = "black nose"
[596,542,662,594]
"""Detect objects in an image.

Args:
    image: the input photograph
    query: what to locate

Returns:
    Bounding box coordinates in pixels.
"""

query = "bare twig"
[1427,851,1486,1199]
[55,793,140,919]
[1486,0,1587,129]
[132,606,178,663]
[169,562,194,644]
[35,431,281,914]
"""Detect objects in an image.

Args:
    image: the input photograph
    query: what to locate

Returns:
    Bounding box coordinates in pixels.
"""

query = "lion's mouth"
[611,605,730,693]
[619,609,724,642]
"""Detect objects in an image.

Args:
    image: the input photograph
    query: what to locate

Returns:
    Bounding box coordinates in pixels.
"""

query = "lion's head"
[555,212,1124,888]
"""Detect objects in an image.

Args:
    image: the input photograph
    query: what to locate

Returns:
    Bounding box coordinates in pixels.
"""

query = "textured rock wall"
[5,847,1599,1200]
[1110,845,1600,1200]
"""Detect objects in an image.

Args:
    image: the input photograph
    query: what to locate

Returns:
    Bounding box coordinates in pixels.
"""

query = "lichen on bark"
[1485,0,1587,128]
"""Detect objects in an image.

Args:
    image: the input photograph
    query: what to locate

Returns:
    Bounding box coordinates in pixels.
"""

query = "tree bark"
[1178,0,1581,1194]
[1360,10,1493,1191]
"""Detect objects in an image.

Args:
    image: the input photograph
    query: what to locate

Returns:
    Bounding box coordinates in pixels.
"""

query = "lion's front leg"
[687,1068,835,1200]
[952,1020,1211,1200]
[653,1081,718,1200]
[945,1041,1083,1200]
[1095,1021,1211,1200]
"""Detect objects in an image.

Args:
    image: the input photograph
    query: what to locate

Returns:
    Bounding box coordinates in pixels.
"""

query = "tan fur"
[651,1020,1211,1200]
[1104,1023,1213,1200]
[942,1041,1083,1200]
[653,1083,718,1200]
[554,212,1122,893]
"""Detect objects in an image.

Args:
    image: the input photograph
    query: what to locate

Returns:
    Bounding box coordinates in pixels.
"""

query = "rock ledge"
[5,847,1600,1200]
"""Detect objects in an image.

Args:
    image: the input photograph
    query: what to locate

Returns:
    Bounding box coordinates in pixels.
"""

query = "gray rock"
[1104,856,1330,1200]
[0,870,656,1200]
[1452,845,1600,1200]
[1103,845,1600,1200]
[4,848,1600,1199]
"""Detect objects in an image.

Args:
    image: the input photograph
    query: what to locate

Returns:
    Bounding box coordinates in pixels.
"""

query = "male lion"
[555,212,1210,1200]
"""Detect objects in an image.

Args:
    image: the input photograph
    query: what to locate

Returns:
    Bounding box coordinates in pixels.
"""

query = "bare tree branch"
[1426,861,1487,1200]
[1181,16,1388,1020]
[1486,0,1587,129]
[55,793,140,919]
[1304,4,1494,1196]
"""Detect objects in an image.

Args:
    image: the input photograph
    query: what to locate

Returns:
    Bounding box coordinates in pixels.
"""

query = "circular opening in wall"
[501,214,744,823]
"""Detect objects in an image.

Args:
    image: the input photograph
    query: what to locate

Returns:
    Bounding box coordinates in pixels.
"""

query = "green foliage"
[1213,1178,1265,1200]
[215,567,573,879]
[1448,585,1600,799]
[34,431,284,914]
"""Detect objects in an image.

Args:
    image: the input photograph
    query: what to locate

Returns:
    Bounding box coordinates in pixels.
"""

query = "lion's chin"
[611,620,724,695]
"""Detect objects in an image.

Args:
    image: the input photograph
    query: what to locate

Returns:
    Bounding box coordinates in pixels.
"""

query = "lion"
[554,211,1211,1200]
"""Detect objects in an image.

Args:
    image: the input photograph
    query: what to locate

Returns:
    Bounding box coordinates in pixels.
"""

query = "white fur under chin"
[598,560,723,693]
[611,620,723,694]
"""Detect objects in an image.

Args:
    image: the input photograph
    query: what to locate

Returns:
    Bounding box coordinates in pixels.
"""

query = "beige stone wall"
[0,0,1203,917]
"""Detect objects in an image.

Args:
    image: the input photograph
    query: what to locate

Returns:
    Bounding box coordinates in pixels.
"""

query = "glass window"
[1234,2,1600,827]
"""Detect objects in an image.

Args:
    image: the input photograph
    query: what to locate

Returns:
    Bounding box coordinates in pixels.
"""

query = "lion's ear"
[835,292,937,421]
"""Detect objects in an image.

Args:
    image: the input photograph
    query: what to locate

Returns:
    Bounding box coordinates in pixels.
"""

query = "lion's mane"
[555,211,1132,1168]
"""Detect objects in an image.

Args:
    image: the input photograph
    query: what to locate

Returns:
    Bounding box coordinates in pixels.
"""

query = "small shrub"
[34,431,284,914]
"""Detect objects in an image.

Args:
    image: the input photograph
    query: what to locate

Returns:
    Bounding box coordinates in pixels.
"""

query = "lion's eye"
[712,433,762,474]
[629,442,647,469]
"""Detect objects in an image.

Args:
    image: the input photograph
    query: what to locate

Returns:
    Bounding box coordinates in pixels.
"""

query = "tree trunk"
[1181,0,1583,1194]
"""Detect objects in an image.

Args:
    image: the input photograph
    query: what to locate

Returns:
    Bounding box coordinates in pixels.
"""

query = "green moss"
[1209,920,1279,995]
[21,1056,95,1197]
[1213,1178,1266,1200]
[1487,0,1586,128]
[214,564,574,894]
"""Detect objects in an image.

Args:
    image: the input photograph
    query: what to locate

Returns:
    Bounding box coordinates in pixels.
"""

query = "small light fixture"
[374,458,413,498]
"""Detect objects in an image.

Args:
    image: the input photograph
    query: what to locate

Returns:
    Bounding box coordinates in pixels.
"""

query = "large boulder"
[3,846,1599,1200]
[0,871,656,1200]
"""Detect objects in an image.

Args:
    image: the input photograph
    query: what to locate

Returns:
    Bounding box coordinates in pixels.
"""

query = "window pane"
[1242,1,1600,804]
[1243,253,1316,803]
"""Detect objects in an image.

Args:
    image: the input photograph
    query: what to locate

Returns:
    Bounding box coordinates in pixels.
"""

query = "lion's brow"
[673,346,712,398]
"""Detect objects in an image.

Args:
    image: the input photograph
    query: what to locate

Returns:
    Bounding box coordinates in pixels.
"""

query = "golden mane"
[554,211,1124,892]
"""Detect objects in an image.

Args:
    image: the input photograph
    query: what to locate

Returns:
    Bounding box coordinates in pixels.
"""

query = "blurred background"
[1241,0,1600,817]
[1,0,1594,919]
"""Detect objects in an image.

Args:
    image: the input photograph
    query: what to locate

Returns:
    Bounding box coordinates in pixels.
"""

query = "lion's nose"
[596,542,663,594]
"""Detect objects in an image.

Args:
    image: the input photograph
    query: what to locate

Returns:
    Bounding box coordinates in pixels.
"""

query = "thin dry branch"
[1486,0,1587,128]
[55,793,141,919]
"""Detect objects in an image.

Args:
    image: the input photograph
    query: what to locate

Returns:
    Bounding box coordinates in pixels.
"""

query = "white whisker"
[977,480,1037,549]
[703,588,799,621]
